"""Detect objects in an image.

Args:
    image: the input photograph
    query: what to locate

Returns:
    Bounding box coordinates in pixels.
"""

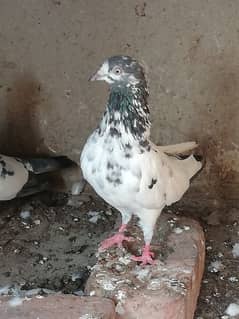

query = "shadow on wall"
[2,72,49,156]
[0,71,81,192]
[0,71,81,191]
[190,55,239,203]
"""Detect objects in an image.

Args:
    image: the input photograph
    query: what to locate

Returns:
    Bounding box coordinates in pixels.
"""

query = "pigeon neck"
[101,83,151,141]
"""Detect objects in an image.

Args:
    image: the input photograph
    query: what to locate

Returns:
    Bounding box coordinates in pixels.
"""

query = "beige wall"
[0,0,239,204]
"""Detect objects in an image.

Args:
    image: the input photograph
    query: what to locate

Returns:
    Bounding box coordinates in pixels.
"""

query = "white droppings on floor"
[232,243,239,258]
[118,255,131,265]
[73,290,84,296]
[20,210,31,219]
[89,290,96,296]
[24,288,41,297]
[0,286,10,295]
[88,211,101,223]
[71,272,83,282]
[174,227,184,234]
[8,296,25,307]
[100,279,116,291]
[33,219,41,225]
[133,266,150,281]
[208,260,224,273]
[71,181,85,195]
[225,303,239,317]
[79,314,100,319]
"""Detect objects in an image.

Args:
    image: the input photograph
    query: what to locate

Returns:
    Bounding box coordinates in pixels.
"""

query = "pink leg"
[118,224,127,233]
[131,244,155,265]
[99,224,133,251]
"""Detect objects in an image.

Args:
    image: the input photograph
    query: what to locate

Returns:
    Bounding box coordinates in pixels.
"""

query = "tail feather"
[22,156,76,174]
[193,154,204,162]
[17,176,49,197]
[174,153,203,162]
[178,153,205,171]
[191,154,206,179]
[157,141,198,155]
[169,152,204,179]
[181,154,205,180]
[16,156,77,197]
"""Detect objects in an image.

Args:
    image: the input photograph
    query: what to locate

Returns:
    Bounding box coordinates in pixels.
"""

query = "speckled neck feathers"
[99,83,151,142]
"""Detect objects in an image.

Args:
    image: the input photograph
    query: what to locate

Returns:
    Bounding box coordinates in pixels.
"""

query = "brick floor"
[0,295,116,319]
[85,213,205,319]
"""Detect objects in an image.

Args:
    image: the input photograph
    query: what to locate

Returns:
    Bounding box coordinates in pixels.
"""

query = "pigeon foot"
[131,244,156,265]
[99,232,133,251]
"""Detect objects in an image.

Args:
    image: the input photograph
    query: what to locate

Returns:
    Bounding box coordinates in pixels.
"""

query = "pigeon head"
[90,55,146,88]
[90,56,150,139]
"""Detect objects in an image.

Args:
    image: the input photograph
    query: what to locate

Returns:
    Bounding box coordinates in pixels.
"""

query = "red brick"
[0,295,116,319]
[85,213,205,319]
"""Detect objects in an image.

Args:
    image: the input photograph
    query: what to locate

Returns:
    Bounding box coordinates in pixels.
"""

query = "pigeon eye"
[113,67,122,75]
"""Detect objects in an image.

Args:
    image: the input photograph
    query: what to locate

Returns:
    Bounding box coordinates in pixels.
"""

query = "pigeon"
[0,155,75,200]
[80,55,204,265]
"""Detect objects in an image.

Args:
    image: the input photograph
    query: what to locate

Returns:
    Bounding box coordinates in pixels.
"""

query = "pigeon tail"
[181,153,205,180]
[193,154,204,162]
[16,175,49,198]
[23,156,76,174]
[158,141,198,155]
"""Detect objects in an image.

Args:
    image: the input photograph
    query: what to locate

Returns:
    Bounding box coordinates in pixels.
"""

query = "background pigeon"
[0,155,75,200]
[81,55,203,265]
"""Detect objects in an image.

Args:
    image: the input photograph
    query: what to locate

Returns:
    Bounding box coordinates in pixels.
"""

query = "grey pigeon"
[81,55,203,265]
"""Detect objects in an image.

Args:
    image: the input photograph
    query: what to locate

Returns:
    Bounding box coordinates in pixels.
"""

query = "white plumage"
[81,55,203,264]
[0,155,28,200]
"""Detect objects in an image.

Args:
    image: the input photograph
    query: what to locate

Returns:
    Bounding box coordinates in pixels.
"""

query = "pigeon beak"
[89,71,102,81]
[89,61,109,82]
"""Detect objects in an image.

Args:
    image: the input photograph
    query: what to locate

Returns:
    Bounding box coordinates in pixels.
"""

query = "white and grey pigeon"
[0,155,75,200]
[80,55,204,265]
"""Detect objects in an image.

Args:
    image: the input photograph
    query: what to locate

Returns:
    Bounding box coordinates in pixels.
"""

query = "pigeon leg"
[131,209,161,265]
[99,223,133,251]
[131,244,155,265]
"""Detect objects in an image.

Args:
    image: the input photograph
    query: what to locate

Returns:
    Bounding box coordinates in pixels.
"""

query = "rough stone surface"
[0,1,239,204]
[85,213,205,319]
[0,295,116,319]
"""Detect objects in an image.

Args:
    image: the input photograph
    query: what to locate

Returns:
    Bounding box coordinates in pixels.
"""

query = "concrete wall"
[0,0,239,205]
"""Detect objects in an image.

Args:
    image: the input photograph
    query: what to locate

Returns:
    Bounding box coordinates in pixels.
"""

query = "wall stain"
[135,2,147,17]
[2,72,49,156]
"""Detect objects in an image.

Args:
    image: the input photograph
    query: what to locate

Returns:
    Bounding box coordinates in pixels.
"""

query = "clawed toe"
[131,245,156,265]
[131,254,156,265]
[99,233,134,251]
